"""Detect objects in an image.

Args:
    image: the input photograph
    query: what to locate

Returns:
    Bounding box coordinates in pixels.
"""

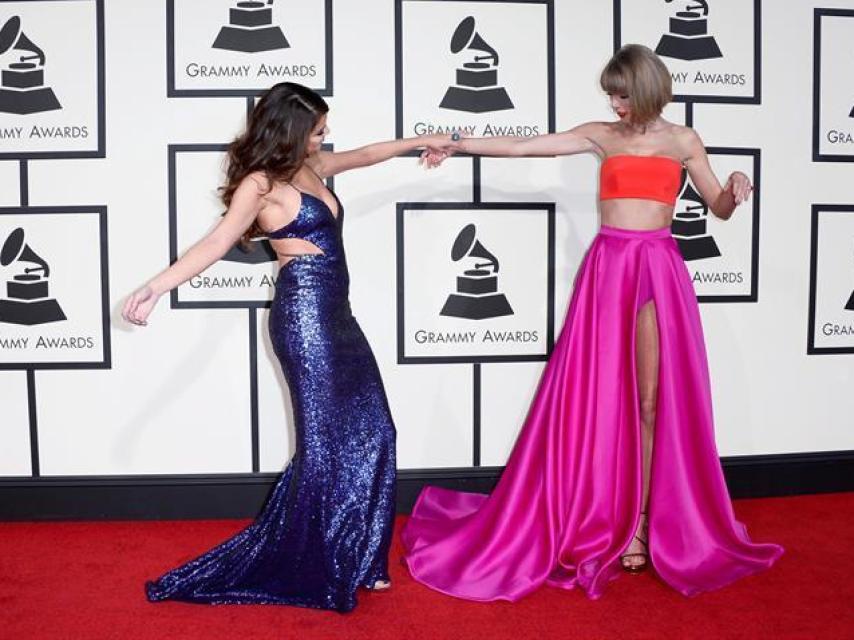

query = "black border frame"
[0,206,111,370]
[394,0,556,144]
[812,8,854,163]
[0,0,106,160]
[807,204,854,355]
[693,146,761,304]
[166,0,334,98]
[613,0,761,105]
[396,201,556,364]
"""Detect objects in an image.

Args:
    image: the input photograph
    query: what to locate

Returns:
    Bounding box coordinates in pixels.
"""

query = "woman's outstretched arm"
[427,122,604,159]
[122,175,266,325]
[310,134,453,178]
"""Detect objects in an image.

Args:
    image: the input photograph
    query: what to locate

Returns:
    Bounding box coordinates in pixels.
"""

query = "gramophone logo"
[439,16,513,114]
[670,171,721,262]
[0,227,66,326]
[655,0,722,61]
[846,243,854,311]
[0,15,61,115]
[440,224,513,320]
[212,0,289,53]
[813,10,854,161]
[808,206,854,354]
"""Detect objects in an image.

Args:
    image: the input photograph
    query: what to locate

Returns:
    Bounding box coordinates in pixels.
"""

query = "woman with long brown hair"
[122,81,445,612]
[404,44,783,601]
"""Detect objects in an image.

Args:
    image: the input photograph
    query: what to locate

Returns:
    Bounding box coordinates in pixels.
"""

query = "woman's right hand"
[122,284,161,327]
[419,135,460,169]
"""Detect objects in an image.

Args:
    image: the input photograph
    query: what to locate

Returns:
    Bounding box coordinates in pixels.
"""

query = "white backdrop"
[0,0,853,481]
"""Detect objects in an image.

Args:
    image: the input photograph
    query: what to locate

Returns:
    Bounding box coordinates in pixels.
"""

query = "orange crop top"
[599,155,683,206]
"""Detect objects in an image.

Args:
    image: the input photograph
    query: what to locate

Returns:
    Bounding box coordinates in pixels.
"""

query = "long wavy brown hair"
[220,82,329,246]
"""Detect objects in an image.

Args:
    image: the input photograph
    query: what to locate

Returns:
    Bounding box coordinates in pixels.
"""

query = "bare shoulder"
[242,171,271,195]
[670,124,704,157]
[570,121,607,133]
[570,121,612,139]
[568,121,611,156]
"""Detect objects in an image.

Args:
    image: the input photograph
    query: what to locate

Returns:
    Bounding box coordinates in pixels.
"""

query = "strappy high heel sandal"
[620,511,649,574]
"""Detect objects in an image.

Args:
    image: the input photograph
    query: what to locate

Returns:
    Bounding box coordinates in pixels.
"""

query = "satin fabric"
[599,155,683,206]
[402,225,782,601]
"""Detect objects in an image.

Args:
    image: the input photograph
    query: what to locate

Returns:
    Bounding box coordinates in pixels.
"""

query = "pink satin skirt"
[402,225,783,601]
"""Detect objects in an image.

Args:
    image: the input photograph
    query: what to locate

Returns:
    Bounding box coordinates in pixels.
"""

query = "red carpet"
[1,492,852,639]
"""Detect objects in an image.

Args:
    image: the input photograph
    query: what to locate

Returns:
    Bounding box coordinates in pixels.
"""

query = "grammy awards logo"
[440,224,513,320]
[670,171,721,261]
[212,0,289,53]
[0,15,61,115]
[439,16,513,114]
[0,227,66,326]
[846,241,854,311]
[655,0,723,61]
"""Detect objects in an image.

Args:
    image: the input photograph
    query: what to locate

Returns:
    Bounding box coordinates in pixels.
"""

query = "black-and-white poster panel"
[0,207,109,369]
[808,206,854,354]
[170,144,334,308]
[170,145,277,308]
[0,0,104,159]
[673,148,759,302]
[397,203,555,363]
[614,0,760,104]
[168,0,332,97]
[813,9,854,162]
[396,0,554,139]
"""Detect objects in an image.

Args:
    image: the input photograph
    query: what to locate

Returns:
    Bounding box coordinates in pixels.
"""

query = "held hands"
[418,134,460,170]
[122,284,160,327]
[724,171,753,206]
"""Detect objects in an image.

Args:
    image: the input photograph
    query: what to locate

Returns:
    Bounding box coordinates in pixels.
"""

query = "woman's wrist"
[146,279,165,297]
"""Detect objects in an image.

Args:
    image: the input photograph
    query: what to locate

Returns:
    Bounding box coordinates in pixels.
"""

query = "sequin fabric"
[145,190,397,613]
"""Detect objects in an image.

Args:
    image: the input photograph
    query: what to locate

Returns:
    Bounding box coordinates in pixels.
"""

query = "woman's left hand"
[724,171,753,206]
[122,284,161,326]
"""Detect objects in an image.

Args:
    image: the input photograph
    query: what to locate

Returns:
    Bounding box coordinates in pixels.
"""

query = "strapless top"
[599,155,683,206]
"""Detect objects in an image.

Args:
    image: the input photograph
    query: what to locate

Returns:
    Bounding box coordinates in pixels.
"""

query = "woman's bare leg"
[622,300,659,570]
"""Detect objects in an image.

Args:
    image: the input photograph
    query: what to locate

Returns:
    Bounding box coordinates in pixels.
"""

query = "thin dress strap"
[306,163,325,182]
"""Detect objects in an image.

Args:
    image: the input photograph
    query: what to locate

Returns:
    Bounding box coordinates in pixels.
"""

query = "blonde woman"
[404,45,782,601]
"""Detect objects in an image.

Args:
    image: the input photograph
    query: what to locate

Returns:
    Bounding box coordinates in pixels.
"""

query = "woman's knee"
[639,396,657,428]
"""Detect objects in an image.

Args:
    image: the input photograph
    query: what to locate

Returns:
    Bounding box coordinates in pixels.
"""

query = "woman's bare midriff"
[599,198,674,231]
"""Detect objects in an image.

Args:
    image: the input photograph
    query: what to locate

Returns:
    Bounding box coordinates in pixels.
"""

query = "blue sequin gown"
[146,189,397,613]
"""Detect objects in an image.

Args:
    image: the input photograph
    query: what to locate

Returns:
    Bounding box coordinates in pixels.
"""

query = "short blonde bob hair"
[600,44,672,125]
